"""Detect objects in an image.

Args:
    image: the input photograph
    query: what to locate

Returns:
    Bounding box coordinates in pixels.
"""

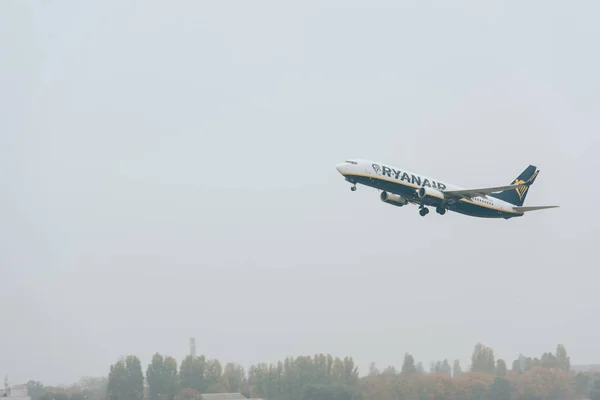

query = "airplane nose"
[335,163,345,174]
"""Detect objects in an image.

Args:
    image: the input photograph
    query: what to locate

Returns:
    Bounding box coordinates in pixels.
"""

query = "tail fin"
[491,165,539,206]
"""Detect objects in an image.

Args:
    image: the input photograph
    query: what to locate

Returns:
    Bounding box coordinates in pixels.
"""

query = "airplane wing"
[442,170,539,199]
[442,183,527,199]
[513,205,560,212]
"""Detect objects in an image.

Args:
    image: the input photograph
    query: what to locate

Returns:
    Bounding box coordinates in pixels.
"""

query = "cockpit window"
[345,160,358,165]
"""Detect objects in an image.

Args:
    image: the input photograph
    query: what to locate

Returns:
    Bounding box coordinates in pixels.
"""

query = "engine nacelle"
[380,191,408,207]
[417,186,445,200]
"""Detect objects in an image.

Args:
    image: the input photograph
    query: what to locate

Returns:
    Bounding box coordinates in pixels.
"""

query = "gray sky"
[1,0,599,386]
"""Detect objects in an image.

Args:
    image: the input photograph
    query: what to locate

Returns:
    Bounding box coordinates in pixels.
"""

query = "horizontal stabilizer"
[513,205,559,212]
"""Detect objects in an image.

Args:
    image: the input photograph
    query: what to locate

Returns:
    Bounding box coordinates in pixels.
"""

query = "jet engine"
[417,186,444,200]
[380,191,408,207]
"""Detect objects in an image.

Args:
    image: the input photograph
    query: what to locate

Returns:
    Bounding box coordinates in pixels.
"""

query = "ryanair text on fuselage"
[373,163,447,191]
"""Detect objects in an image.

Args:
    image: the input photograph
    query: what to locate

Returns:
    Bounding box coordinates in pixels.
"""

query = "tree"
[147,353,180,400]
[368,362,380,377]
[511,359,520,373]
[301,383,361,400]
[26,380,46,400]
[76,376,108,400]
[524,357,541,371]
[147,353,166,400]
[454,372,494,400]
[574,372,590,397]
[471,343,495,374]
[440,359,452,376]
[205,358,227,392]
[453,360,463,378]
[430,360,451,376]
[401,353,417,374]
[108,359,127,400]
[556,344,570,372]
[179,355,205,393]
[164,356,180,400]
[108,356,143,400]
[430,361,438,374]
[125,355,144,400]
[540,352,557,369]
[223,363,245,393]
[591,375,600,400]
[487,376,513,400]
[496,359,507,377]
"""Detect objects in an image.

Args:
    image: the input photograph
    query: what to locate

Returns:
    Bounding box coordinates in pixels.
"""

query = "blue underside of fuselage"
[345,174,522,219]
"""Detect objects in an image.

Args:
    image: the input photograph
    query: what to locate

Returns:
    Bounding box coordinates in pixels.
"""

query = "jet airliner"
[335,159,558,218]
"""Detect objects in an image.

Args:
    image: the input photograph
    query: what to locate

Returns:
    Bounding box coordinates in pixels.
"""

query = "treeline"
[104,353,361,400]
[25,377,108,400]
[26,343,600,400]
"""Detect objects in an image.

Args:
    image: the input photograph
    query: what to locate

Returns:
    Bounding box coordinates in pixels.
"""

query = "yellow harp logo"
[514,179,528,200]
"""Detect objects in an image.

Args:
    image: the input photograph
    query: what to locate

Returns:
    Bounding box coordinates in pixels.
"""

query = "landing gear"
[419,207,429,217]
[350,184,357,191]
[436,206,446,215]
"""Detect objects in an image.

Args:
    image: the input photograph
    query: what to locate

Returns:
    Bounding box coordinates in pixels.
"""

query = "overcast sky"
[1,0,599,386]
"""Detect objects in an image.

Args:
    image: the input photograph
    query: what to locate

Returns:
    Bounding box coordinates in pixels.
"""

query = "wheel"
[350,185,357,191]
[419,208,428,216]
[436,206,446,215]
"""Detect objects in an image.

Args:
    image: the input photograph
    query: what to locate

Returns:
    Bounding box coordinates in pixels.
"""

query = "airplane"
[335,159,559,219]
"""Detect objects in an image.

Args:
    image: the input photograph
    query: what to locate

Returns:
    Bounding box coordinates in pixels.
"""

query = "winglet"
[526,170,540,185]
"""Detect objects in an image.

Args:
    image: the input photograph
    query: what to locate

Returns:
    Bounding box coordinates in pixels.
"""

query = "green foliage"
[108,359,126,400]
[179,355,206,393]
[368,362,381,376]
[453,360,463,378]
[26,377,106,400]
[591,376,600,400]
[487,377,514,400]
[511,359,520,372]
[574,373,590,396]
[223,363,245,393]
[26,380,46,400]
[540,352,558,369]
[430,359,452,376]
[440,360,452,376]
[496,359,507,377]
[401,353,417,374]
[555,344,570,371]
[471,343,495,374]
[301,382,362,400]
[30,342,585,400]
[204,358,227,392]
[107,355,143,400]
[147,353,180,400]
[125,355,144,400]
[243,354,359,400]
